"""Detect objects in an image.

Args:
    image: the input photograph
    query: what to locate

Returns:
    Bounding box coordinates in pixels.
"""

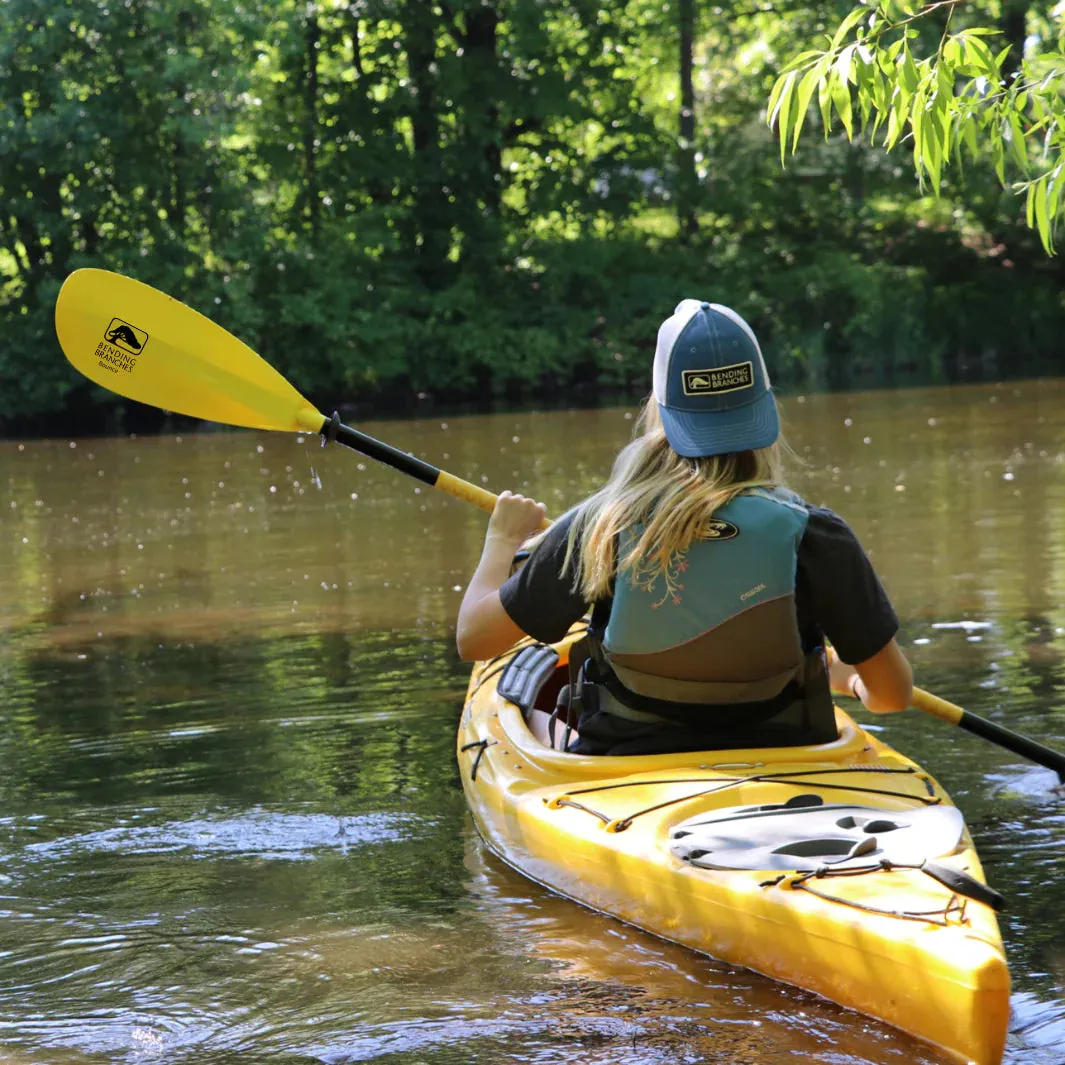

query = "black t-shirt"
[499,502,899,666]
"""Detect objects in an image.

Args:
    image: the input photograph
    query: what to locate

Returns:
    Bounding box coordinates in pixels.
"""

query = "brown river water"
[1,380,1065,1064]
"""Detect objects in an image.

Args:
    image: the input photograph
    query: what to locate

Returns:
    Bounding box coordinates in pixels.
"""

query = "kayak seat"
[670,797,966,872]
[497,644,562,714]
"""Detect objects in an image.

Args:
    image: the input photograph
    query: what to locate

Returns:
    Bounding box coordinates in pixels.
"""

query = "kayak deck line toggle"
[552,763,928,800]
[459,738,497,782]
[545,766,943,833]
[770,868,971,925]
[765,857,1005,919]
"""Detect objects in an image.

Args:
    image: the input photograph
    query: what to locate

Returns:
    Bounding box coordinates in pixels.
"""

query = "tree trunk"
[677,0,699,240]
[1000,0,1028,79]
[403,2,452,287]
[458,3,503,271]
[304,5,321,237]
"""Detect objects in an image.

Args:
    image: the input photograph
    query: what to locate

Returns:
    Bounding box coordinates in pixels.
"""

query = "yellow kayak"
[457,631,1010,1065]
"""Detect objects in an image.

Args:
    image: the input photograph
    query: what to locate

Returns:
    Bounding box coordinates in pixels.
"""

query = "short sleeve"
[498,509,590,643]
[796,506,899,665]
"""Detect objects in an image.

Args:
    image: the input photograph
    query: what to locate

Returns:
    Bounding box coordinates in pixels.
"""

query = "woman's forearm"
[459,535,523,621]
[456,492,547,661]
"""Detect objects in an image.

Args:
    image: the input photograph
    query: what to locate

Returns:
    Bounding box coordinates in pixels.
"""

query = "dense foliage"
[2,0,1064,430]
[775,0,1065,252]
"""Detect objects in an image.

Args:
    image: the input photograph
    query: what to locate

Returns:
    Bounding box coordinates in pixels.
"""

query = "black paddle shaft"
[322,411,441,487]
[959,712,1065,784]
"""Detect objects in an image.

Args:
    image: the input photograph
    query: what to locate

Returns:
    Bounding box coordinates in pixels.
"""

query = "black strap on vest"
[583,638,808,728]
[582,598,816,730]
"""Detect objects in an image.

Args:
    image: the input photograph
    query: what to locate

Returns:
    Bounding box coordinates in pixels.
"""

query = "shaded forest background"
[2,0,1063,433]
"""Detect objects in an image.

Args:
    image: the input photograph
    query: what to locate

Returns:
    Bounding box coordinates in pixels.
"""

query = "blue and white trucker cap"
[653,300,779,458]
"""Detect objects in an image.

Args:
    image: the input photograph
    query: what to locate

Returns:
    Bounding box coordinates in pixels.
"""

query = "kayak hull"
[458,635,1010,1065]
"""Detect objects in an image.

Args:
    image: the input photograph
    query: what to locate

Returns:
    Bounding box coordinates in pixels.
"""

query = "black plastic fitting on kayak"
[497,644,561,712]
[919,860,1006,912]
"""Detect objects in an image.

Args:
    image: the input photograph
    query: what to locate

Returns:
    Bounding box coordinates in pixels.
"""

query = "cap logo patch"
[682,361,754,396]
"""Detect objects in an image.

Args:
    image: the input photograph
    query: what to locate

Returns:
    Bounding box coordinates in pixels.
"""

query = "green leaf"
[921,104,945,191]
[885,97,902,149]
[770,69,800,163]
[832,69,854,139]
[992,138,1006,185]
[1034,175,1053,251]
[1006,112,1028,171]
[966,37,1002,80]
[899,49,920,94]
[780,49,826,74]
[818,73,833,136]
[766,68,794,130]
[1048,166,1064,222]
[830,6,866,50]
[793,65,823,151]
[884,82,912,151]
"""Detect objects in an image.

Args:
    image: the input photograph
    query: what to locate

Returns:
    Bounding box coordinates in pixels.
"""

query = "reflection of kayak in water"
[458,632,1010,1065]
[461,827,958,1065]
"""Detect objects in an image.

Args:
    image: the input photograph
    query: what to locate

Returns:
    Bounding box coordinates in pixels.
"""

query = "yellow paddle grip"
[435,471,504,515]
[911,687,965,725]
[435,472,552,528]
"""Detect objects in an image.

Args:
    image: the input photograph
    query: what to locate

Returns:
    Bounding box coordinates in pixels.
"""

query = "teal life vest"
[582,487,836,738]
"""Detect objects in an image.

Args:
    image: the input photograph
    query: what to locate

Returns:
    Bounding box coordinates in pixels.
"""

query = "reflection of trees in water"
[0,629,468,811]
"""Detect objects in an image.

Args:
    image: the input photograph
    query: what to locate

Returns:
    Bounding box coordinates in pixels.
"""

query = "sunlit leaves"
[769,0,1065,253]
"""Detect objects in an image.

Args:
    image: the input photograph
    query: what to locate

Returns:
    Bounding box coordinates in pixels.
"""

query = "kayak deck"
[458,634,1010,1065]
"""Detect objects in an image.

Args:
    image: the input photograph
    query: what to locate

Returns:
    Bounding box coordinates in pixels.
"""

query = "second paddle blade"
[54,268,325,433]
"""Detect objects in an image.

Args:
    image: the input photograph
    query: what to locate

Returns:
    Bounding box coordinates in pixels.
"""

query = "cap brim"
[659,390,779,458]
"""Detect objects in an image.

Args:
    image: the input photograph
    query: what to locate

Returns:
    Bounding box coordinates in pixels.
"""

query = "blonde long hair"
[561,398,786,601]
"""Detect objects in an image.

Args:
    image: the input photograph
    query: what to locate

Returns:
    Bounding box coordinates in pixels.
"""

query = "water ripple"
[20,810,418,864]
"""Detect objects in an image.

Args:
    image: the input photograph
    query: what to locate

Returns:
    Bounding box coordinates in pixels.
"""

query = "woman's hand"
[486,490,547,547]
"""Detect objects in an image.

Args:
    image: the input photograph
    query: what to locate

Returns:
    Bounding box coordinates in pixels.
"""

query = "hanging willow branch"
[768,0,1065,253]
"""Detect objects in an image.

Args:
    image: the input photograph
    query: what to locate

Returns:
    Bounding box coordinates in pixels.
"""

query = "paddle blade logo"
[94,318,149,375]
[105,318,148,354]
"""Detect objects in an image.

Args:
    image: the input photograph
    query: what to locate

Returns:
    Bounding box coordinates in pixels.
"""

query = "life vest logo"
[704,519,738,540]
[682,361,754,396]
[104,318,148,355]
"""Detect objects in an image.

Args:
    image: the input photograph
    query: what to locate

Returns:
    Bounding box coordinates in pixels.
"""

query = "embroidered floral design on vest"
[628,553,688,609]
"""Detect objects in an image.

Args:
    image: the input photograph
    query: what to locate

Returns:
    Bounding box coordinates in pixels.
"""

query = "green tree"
[0,0,268,418]
[770,0,1065,251]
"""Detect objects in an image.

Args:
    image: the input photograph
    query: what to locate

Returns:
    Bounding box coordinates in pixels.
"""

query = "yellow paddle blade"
[55,268,326,434]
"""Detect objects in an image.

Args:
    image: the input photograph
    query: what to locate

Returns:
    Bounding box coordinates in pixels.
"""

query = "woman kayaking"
[456,299,913,755]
